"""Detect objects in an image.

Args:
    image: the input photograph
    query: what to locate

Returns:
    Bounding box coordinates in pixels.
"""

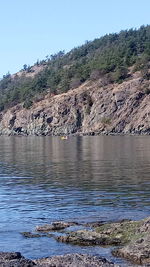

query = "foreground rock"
[0,252,118,267]
[34,253,119,267]
[0,252,35,266]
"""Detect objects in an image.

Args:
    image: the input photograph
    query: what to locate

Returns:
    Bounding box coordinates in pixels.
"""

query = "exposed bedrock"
[0,72,150,136]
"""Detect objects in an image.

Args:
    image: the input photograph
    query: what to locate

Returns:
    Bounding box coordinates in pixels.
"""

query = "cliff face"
[0,71,150,136]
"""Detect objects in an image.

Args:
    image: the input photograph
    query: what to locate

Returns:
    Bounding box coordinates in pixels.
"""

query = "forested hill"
[0,25,150,111]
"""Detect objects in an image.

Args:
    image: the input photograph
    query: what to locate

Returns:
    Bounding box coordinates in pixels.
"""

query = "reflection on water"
[0,136,150,261]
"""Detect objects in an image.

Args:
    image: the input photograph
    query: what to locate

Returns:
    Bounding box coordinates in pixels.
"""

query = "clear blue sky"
[0,0,149,77]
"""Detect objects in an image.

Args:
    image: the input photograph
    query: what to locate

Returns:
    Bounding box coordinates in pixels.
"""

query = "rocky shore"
[0,71,150,136]
[1,217,150,266]
[18,216,150,266]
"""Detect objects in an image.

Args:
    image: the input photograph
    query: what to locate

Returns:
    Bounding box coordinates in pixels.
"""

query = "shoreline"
[19,216,150,266]
[0,131,150,137]
[1,217,150,266]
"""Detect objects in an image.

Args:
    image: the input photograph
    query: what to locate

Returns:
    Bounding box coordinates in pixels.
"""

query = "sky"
[0,0,149,78]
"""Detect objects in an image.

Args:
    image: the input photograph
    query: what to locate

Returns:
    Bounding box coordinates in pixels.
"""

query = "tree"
[23,64,27,71]
[113,66,128,83]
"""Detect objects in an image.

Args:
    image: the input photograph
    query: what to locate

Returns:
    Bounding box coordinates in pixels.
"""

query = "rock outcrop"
[20,217,150,265]
[53,217,150,265]
[54,219,143,246]
[0,71,150,136]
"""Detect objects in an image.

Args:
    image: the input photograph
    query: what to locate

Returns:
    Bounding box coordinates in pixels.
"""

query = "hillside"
[0,25,150,135]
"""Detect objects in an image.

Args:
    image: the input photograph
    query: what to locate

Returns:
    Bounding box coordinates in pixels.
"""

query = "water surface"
[0,136,150,264]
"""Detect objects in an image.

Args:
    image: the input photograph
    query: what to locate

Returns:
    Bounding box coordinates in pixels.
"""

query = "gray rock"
[0,252,35,266]
[34,253,119,267]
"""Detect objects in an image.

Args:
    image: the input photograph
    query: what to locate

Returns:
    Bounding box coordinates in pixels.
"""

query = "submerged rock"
[34,253,119,267]
[36,221,78,232]
[21,232,42,238]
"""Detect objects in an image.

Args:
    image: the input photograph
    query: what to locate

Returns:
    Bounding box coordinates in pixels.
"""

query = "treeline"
[0,25,150,110]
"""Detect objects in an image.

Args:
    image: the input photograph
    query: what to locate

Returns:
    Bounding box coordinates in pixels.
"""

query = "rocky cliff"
[0,71,150,136]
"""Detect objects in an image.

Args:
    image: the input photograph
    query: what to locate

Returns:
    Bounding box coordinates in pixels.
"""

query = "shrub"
[23,99,33,109]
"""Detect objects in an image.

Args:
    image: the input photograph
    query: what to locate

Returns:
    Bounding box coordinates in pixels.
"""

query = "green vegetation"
[95,220,142,245]
[0,25,150,110]
[101,117,111,125]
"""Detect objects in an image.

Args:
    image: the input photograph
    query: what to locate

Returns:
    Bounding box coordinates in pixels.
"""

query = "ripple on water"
[0,135,149,264]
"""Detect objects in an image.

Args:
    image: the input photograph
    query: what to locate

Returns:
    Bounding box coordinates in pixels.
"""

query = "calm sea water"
[0,136,150,263]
